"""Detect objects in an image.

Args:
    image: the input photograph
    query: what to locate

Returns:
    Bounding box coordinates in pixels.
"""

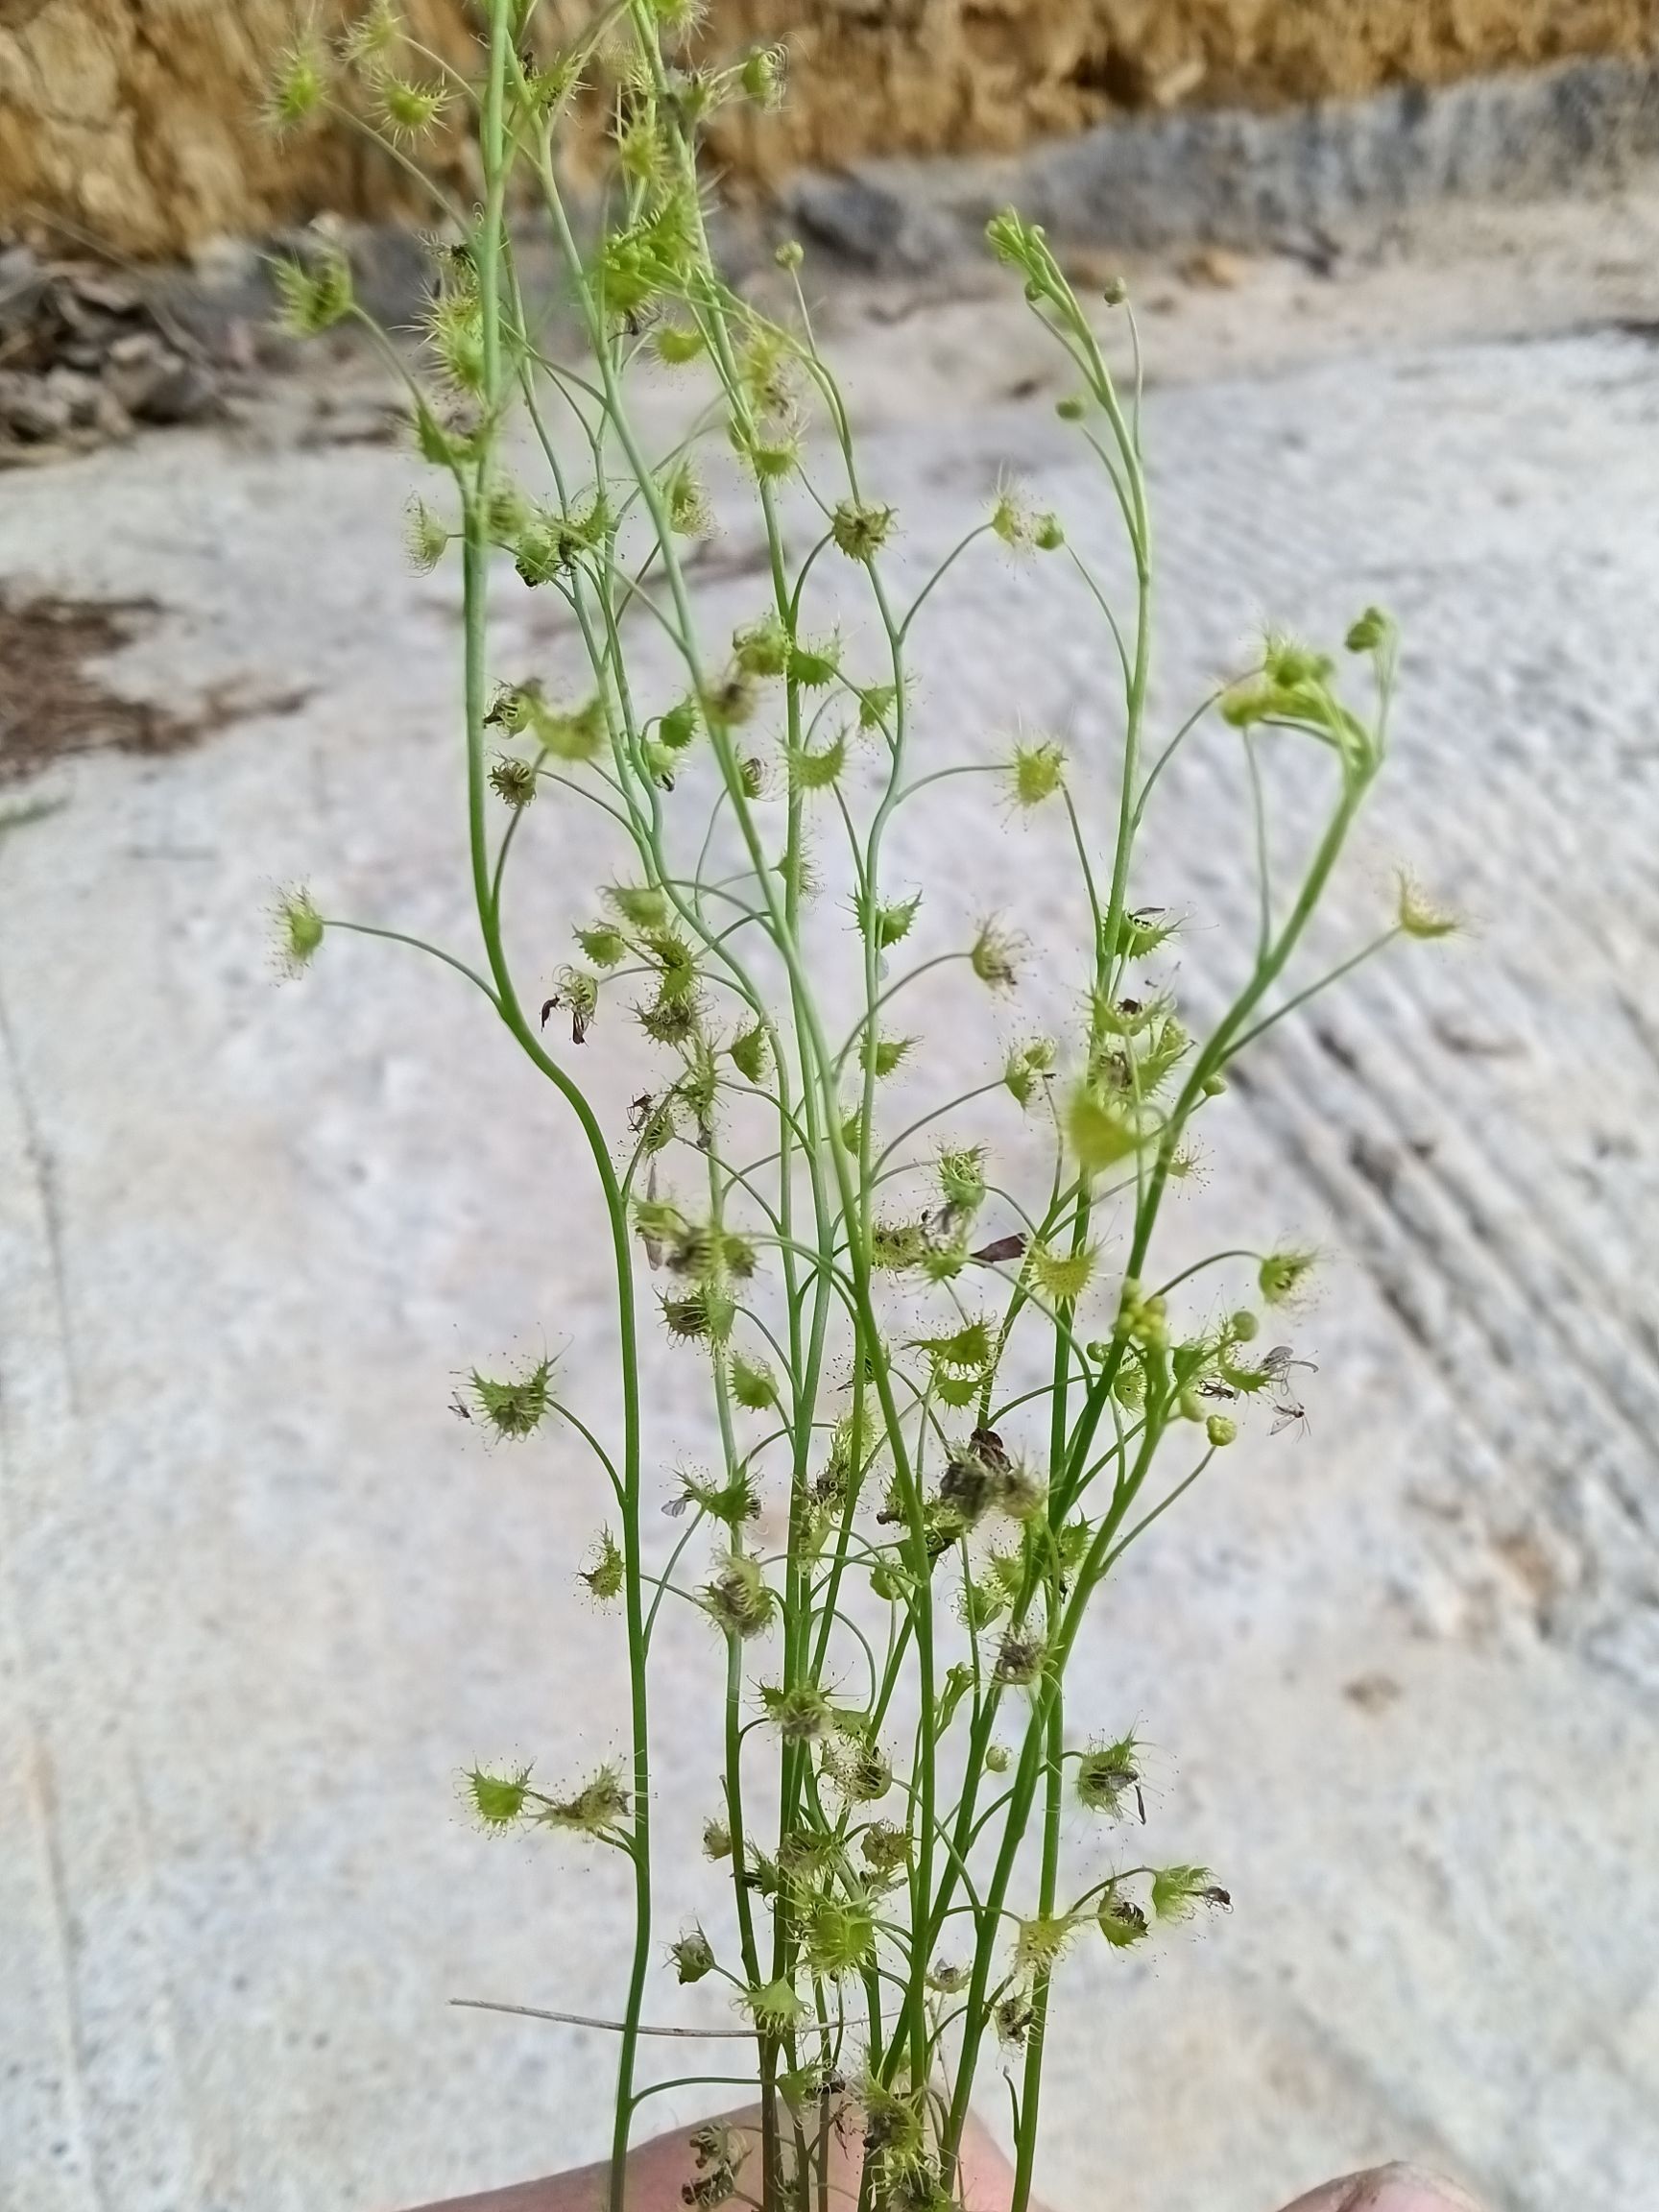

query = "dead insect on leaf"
[972,1233,1027,1264]
[540,989,591,1045]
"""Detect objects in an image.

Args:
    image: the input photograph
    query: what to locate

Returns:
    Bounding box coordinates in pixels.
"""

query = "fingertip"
[1276,2161,1485,2212]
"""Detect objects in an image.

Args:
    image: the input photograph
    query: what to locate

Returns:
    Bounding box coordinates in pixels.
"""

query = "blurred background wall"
[1,0,1654,258]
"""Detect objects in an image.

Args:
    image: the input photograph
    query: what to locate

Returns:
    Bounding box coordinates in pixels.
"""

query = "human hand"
[1276,2169,1482,2212]
[402,2104,1480,2212]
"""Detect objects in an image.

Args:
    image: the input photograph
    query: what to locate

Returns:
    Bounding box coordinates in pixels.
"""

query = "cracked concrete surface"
[2,210,1659,2212]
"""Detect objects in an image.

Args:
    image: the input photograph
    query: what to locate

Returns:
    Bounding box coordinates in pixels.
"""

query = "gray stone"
[41,364,101,424]
[118,350,218,426]
[0,244,44,341]
[0,240,40,289]
[101,330,218,425]
[0,371,70,440]
[780,53,1659,268]
[784,170,968,275]
[348,219,441,325]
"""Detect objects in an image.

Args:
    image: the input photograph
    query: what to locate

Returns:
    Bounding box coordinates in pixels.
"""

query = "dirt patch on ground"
[0,590,306,781]
[0,2,1654,257]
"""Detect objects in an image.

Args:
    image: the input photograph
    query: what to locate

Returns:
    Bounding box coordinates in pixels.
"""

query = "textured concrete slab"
[1,242,1658,2212]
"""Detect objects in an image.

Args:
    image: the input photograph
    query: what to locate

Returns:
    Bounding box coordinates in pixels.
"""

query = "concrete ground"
[3,191,1659,2212]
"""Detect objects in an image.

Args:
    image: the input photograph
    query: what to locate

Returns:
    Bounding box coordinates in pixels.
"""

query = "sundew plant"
[269,6,1450,2210]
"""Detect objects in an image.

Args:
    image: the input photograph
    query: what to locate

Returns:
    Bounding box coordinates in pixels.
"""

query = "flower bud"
[607,882,669,930]
[729,1022,769,1084]
[1396,870,1460,941]
[997,1462,1046,1522]
[729,1353,776,1409]
[1015,1913,1075,1974]
[672,1929,716,1984]
[789,732,848,793]
[1259,1247,1317,1306]
[704,1551,775,1639]
[741,1977,806,2034]
[990,475,1033,548]
[838,1741,892,1802]
[637,992,697,1049]
[264,30,330,133]
[830,500,895,563]
[489,755,537,808]
[702,664,758,728]
[1113,1358,1145,1407]
[803,1893,876,1976]
[1117,907,1178,958]
[274,886,325,976]
[1149,1863,1227,1921]
[1076,1733,1141,1815]
[538,1765,630,1837]
[467,1354,554,1439]
[787,634,842,688]
[581,1527,625,1599]
[403,495,448,572]
[994,1631,1046,1687]
[1009,738,1067,807]
[861,1821,908,1874]
[971,919,1022,990]
[774,239,805,271]
[1030,1240,1095,1305]
[857,683,899,732]
[654,321,708,368]
[339,0,399,69]
[761,1681,834,1741]
[1070,1088,1143,1177]
[868,1558,908,1600]
[1344,605,1394,654]
[272,249,353,338]
[465,1763,532,1829]
[733,613,788,679]
[1206,1413,1238,1448]
[379,74,448,141]
[737,42,787,109]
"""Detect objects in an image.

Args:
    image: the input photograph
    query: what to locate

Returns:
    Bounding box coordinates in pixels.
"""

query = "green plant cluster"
[268,7,1443,2211]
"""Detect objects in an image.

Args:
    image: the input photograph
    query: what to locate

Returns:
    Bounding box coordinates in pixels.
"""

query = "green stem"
[471,24,651,2212]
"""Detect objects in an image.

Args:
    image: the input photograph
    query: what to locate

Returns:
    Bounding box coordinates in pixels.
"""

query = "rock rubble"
[0,245,222,462]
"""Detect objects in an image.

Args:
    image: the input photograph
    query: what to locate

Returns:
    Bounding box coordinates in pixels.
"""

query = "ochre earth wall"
[1,0,1653,256]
